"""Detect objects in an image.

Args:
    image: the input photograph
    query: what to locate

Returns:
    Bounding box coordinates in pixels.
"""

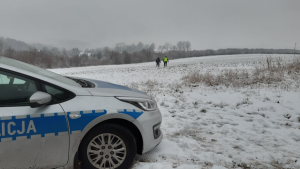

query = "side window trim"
[39,80,76,104]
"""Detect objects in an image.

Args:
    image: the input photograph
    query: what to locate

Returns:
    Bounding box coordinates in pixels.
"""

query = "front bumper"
[133,109,163,154]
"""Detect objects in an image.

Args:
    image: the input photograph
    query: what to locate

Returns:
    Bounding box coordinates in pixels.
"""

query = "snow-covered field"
[51,54,300,169]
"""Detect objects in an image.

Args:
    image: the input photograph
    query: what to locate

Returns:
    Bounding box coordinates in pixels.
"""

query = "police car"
[0,56,163,169]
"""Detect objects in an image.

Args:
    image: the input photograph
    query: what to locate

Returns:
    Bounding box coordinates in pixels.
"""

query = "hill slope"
[51,54,300,169]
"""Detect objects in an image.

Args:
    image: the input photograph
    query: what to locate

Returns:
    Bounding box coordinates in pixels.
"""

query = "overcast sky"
[0,0,300,50]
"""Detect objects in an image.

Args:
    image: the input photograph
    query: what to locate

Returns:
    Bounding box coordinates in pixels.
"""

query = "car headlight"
[116,97,157,111]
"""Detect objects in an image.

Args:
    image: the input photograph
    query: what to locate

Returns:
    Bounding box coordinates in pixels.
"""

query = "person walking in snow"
[156,57,161,67]
[163,56,169,67]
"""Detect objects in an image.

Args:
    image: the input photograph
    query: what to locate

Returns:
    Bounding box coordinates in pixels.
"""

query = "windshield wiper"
[66,77,88,87]
[77,79,88,87]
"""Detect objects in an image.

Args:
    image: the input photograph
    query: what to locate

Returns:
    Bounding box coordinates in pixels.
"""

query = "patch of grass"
[179,95,187,102]
[169,83,183,93]
[200,108,207,113]
[127,82,139,90]
[192,101,198,108]
[204,161,213,167]
[263,97,270,102]
[179,103,186,110]
[237,163,251,169]
[283,113,291,119]
[236,98,252,108]
[169,110,176,114]
[142,80,159,93]
[138,157,155,163]
[181,56,300,88]
[285,122,292,127]
[258,107,268,111]
[213,102,228,108]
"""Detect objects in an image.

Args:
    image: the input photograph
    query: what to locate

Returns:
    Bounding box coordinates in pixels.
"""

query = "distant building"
[79,52,92,57]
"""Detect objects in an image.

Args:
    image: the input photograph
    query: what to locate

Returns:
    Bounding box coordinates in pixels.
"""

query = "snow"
[50,54,300,169]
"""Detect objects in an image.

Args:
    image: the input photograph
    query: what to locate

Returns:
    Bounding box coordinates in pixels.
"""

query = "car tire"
[79,123,137,169]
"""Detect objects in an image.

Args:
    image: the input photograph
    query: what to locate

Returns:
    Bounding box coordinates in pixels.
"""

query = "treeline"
[189,48,300,57]
[0,39,191,68]
[0,37,299,69]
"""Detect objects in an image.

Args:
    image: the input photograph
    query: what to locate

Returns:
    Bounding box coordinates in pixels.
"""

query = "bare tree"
[177,41,186,51]
[62,48,68,56]
[70,48,80,56]
[123,51,132,64]
[158,45,164,53]
[144,44,150,50]
[164,42,171,52]
[51,47,60,55]
[0,39,4,55]
[128,43,136,53]
[294,43,297,57]
[115,42,126,52]
[4,47,15,58]
[186,41,191,51]
[186,41,191,57]
[137,42,144,51]
[149,43,155,52]
[171,45,178,51]
[182,41,187,52]
[103,47,110,56]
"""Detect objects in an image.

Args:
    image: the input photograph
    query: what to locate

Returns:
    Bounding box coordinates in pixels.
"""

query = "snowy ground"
[51,54,300,169]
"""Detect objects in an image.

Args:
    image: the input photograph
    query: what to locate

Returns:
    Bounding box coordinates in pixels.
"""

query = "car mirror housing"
[29,91,52,108]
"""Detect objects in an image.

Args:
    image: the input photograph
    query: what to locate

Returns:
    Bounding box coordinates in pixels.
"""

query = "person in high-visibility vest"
[163,56,169,67]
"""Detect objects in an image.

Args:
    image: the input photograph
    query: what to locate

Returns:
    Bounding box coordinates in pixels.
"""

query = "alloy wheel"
[87,133,127,169]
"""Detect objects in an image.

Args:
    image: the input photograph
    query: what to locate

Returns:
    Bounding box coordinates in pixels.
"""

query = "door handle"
[69,114,81,119]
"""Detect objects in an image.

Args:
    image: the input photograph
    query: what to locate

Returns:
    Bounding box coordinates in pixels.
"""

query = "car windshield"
[0,57,80,87]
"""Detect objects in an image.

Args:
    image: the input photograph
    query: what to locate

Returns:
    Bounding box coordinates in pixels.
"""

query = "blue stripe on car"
[0,110,107,142]
[67,110,107,134]
[117,109,143,119]
[0,113,68,142]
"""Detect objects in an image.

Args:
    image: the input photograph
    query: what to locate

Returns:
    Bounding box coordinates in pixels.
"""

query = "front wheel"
[79,124,137,169]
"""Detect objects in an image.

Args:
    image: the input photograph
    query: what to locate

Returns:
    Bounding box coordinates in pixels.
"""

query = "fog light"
[153,122,161,139]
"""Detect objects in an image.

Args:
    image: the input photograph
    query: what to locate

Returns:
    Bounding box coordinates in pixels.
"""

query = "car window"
[43,84,73,102]
[0,74,10,84]
[0,57,79,87]
[0,70,38,107]
[13,78,26,84]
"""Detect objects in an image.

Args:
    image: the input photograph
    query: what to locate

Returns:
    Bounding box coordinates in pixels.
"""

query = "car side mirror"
[29,91,52,108]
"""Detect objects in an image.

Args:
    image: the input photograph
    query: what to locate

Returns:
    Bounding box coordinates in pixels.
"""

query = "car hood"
[83,78,150,99]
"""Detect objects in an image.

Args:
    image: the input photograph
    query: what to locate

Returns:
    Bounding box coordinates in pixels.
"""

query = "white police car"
[0,56,162,169]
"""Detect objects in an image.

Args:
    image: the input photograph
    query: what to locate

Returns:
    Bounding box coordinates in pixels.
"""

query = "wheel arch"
[78,118,144,156]
[68,114,145,168]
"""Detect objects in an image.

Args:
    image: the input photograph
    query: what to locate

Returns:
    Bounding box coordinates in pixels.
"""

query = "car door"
[0,69,70,169]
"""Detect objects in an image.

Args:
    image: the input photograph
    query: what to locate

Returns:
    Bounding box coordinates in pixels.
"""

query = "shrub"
[200,108,207,113]
[182,56,300,88]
